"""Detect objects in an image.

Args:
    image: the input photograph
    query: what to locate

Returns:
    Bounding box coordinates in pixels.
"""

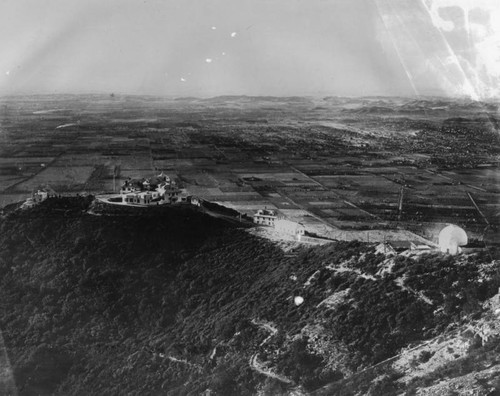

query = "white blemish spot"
[205,58,212,63]
[211,26,216,30]
[5,71,10,75]
[222,52,226,56]
[231,32,237,37]
[180,77,186,82]
[294,296,304,306]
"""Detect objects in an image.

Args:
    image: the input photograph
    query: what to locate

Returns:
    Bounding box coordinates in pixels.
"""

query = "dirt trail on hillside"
[249,320,294,384]
[0,329,17,396]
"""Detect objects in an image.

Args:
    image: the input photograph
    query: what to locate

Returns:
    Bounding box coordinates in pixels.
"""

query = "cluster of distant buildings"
[115,172,199,206]
[20,188,54,209]
[21,172,201,209]
[18,175,486,258]
[253,208,484,256]
[118,172,184,205]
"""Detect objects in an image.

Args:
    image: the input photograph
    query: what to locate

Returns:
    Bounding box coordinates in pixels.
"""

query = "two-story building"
[253,209,277,226]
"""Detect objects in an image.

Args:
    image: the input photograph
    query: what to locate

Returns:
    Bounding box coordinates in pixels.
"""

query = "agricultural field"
[0,94,499,247]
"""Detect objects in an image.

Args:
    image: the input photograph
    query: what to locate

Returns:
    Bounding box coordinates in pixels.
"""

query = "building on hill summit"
[253,209,277,226]
[21,188,55,209]
[118,172,181,205]
[253,209,306,240]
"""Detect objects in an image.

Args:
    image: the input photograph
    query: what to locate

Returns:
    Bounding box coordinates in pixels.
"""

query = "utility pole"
[398,185,404,221]
[467,191,489,226]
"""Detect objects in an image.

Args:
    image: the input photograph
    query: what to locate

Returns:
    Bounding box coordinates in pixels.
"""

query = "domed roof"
[438,225,468,255]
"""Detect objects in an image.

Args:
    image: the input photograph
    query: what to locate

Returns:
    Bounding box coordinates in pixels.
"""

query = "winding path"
[249,320,294,384]
[0,329,17,396]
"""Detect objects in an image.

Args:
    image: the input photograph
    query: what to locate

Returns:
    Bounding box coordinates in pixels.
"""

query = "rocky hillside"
[0,197,499,395]
[312,291,500,396]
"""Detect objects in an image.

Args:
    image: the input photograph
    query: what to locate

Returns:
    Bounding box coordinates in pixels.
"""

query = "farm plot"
[14,147,63,157]
[358,203,399,220]
[0,193,29,207]
[405,184,477,206]
[185,186,223,197]
[0,163,39,179]
[403,172,446,190]
[178,148,213,159]
[237,172,310,182]
[152,159,194,170]
[190,158,218,167]
[287,190,340,201]
[204,192,263,201]
[99,179,117,193]
[53,154,99,167]
[118,156,153,170]
[401,204,479,225]
[0,157,55,165]
[119,169,158,180]
[307,201,342,208]
[334,207,373,221]
[361,166,401,175]
[449,168,500,192]
[0,176,27,192]
[265,196,299,209]
[315,174,400,192]
[177,171,219,187]
[12,165,95,192]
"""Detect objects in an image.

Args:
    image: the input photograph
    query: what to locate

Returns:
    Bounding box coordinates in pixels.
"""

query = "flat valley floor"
[1,95,499,248]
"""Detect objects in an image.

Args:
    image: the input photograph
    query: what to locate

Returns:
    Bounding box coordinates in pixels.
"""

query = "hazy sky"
[0,0,498,98]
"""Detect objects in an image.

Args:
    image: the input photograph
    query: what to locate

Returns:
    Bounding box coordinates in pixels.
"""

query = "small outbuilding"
[274,219,305,240]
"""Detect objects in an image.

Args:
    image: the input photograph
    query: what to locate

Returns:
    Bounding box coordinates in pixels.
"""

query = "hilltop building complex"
[118,172,181,205]
[21,188,54,209]
[96,172,201,207]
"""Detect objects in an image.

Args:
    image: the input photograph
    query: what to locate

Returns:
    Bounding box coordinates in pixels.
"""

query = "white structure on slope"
[274,219,305,240]
[438,224,468,255]
[253,209,277,226]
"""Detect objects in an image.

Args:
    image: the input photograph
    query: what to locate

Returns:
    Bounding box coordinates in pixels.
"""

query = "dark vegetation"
[1,198,499,395]
[312,336,500,396]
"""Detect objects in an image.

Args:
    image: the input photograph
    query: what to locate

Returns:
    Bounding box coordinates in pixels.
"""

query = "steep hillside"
[0,197,499,395]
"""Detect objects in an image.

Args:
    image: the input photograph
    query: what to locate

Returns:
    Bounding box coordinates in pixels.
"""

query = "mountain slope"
[0,197,499,395]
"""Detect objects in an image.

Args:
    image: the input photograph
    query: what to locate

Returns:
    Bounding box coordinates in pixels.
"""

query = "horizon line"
[1,92,497,102]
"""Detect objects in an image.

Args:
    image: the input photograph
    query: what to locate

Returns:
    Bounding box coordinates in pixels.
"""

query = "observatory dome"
[438,225,468,255]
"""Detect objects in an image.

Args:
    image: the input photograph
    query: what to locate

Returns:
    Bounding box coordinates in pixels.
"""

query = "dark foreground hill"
[0,198,499,395]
